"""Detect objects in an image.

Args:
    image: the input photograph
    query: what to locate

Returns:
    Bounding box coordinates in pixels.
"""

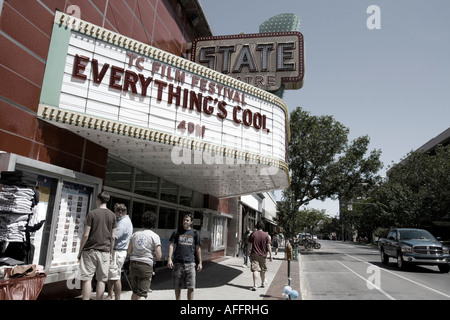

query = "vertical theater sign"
[38,12,294,198]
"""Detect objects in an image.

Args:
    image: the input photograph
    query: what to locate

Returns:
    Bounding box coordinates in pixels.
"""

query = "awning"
[37,105,289,198]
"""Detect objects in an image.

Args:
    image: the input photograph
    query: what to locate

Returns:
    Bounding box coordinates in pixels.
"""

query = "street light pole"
[339,200,345,242]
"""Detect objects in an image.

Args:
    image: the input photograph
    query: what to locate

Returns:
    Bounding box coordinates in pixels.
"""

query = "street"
[300,240,450,300]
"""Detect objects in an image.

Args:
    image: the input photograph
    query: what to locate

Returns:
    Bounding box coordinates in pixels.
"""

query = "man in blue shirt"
[168,213,202,300]
[106,203,133,300]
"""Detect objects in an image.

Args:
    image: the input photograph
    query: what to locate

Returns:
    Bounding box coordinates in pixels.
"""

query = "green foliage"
[277,189,302,238]
[373,145,450,228]
[278,107,383,236]
[287,107,383,211]
[278,193,330,237]
[373,227,389,239]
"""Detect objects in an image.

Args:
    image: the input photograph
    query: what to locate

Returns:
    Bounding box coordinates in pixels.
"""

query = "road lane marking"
[345,253,450,299]
[336,260,395,300]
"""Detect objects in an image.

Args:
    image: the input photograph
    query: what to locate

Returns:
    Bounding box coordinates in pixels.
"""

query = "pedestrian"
[106,203,133,300]
[127,211,162,300]
[273,233,279,255]
[292,237,299,260]
[241,226,251,267]
[77,191,117,300]
[167,213,202,300]
[248,220,272,291]
[279,233,284,246]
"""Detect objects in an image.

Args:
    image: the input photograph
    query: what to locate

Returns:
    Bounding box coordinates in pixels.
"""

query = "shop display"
[0,171,47,300]
[0,171,42,265]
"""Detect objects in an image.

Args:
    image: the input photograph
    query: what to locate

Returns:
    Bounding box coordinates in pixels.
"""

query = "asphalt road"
[300,240,450,300]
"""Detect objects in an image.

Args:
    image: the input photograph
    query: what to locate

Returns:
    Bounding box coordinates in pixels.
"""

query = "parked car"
[378,228,450,273]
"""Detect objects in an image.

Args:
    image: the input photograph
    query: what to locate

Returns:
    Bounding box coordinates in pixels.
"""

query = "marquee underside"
[38,105,289,198]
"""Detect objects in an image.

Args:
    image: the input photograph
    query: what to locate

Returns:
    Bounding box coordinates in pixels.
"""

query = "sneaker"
[251,286,257,291]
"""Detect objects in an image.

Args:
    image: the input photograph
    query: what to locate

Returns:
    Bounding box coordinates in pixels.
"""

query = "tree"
[277,188,303,238]
[297,207,328,235]
[277,195,329,238]
[340,199,380,242]
[373,144,450,227]
[287,107,383,212]
[277,107,383,235]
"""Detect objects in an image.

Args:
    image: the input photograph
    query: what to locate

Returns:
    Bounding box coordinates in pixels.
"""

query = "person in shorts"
[248,220,272,291]
[106,203,133,300]
[127,211,161,300]
[167,213,202,300]
[78,191,117,300]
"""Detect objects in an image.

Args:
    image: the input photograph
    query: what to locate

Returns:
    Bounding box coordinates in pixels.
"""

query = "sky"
[199,0,450,216]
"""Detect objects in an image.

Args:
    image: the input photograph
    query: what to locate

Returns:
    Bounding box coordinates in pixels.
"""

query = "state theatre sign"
[191,32,304,92]
[37,12,290,198]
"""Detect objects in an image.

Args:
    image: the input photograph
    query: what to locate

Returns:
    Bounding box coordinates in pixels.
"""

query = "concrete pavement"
[79,248,302,300]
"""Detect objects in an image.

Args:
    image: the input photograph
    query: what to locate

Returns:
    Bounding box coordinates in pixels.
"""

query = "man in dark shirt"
[248,220,272,291]
[168,213,202,300]
[77,191,116,300]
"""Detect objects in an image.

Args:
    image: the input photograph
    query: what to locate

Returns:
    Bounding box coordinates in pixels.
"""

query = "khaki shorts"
[79,249,110,282]
[250,254,267,273]
[108,250,127,280]
[129,260,154,298]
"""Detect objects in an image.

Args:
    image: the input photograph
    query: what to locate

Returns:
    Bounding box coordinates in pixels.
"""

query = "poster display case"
[50,181,92,269]
[0,153,101,283]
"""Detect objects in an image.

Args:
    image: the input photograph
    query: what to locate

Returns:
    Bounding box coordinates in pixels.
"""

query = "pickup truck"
[378,228,450,273]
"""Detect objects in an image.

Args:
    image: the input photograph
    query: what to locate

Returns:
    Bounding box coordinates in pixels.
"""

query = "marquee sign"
[37,12,290,197]
[191,32,304,91]
[70,53,270,133]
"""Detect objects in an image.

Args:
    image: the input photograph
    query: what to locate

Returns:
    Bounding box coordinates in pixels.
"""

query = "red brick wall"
[204,194,232,214]
[0,0,198,179]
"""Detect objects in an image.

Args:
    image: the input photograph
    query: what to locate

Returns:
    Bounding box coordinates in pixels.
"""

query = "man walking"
[167,213,202,300]
[78,191,117,300]
[241,226,251,267]
[248,220,272,291]
[106,203,133,300]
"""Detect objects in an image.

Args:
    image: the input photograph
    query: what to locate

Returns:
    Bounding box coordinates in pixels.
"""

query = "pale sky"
[199,0,450,216]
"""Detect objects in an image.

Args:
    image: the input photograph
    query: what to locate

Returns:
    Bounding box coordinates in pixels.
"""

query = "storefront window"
[131,201,157,228]
[194,210,203,229]
[104,156,197,231]
[158,206,176,229]
[212,216,226,249]
[180,187,193,207]
[108,196,130,212]
[134,168,159,199]
[160,180,178,203]
[105,157,133,192]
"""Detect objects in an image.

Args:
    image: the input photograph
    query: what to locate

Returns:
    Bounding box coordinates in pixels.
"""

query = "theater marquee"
[37,12,290,197]
[191,32,304,91]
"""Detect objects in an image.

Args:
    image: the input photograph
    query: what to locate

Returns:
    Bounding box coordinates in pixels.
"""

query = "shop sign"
[191,32,304,91]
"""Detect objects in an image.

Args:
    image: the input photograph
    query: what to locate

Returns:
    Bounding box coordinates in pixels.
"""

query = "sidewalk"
[79,249,302,300]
